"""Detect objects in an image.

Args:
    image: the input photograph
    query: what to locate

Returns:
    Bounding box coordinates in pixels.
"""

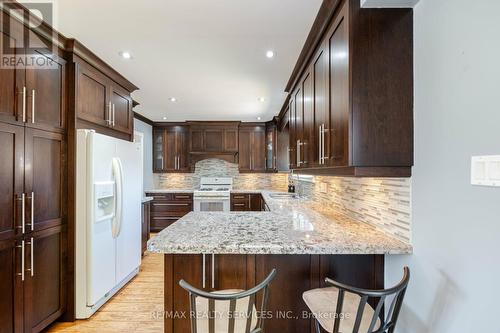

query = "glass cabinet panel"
[153,129,164,171]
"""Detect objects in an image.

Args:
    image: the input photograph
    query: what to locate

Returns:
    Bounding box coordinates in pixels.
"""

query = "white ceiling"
[53,0,322,122]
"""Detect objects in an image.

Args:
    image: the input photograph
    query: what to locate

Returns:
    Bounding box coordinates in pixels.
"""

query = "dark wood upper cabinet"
[153,126,189,173]
[189,128,204,152]
[223,128,238,152]
[75,62,109,128]
[204,129,224,152]
[265,122,277,171]
[0,12,25,125]
[284,0,413,176]
[239,125,266,172]
[0,13,65,132]
[25,51,66,132]
[110,83,133,135]
[69,39,138,141]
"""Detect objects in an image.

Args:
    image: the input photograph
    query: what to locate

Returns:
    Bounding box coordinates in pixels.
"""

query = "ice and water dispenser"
[94,181,116,222]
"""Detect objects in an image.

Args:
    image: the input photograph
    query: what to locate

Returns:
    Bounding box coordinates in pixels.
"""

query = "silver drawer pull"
[233,196,246,199]
[174,195,191,199]
[233,203,246,207]
[152,217,179,220]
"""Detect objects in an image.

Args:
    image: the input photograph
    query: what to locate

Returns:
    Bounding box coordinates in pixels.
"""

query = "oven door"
[194,197,230,212]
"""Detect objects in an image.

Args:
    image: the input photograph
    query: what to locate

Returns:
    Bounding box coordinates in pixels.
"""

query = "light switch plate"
[471,155,500,187]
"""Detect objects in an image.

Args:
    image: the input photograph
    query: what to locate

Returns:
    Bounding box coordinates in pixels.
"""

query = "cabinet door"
[223,129,238,152]
[153,128,165,172]
[190,128,204,152]
[313,44,329,167]
[24,225,65,333]
[76,63,110,127]
[204,129,224,152]
[24,129,64,232]
[0,123,24,241]
[176,129,189,171]
[265,127,275,170]
[110,83,133,135]
[25,51,65,131]
[164,129,177,171]
[238,130,251,171]
[302,70,314,167]
[328,9,349,167]
[0,239,24,333]
[251,130,266,171]
[294,87,304,168]
[0,12,25,125]
[141,202,150,255]
[250,194,263,211]
[168,254,205,333]
[256,255,314,333]
[288,97,297,169]
[211,255,252,291]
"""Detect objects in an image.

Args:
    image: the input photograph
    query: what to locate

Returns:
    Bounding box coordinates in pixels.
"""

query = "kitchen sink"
[268,192,299,200]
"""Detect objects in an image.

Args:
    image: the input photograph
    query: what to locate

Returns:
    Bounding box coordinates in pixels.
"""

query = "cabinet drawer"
[146,193,193,201]
[150,216,180,231]
[231,194,249,201]
[231,202,249,211]
[151,202,192,213]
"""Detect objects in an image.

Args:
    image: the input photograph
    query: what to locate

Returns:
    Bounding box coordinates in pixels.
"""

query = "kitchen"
[0,0,498,333]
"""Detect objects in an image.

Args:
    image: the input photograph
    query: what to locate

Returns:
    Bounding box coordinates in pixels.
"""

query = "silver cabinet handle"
[26,237,34,277]
[31,89,36,123]
[274,156,277,170]
[296,140,301,166]
[112,104,116,127]
[106,102,112,125]
[211,254,215,289]
[319,125,323,164]
[26,192,34,231]
[17,240,25,281]
[160,157,164,170]
[202,254,206,289]
[21,193,25,233]
[22,86,27,122]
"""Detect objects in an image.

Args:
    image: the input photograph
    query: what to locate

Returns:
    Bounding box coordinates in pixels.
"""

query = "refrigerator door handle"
[112,157,124,238]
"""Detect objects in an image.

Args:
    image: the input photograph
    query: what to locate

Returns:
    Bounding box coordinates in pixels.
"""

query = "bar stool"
[179,269,276,333]
[303,267,410,333]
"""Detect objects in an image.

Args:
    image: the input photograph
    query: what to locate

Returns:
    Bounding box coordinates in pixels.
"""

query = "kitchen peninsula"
[148,190,412,333]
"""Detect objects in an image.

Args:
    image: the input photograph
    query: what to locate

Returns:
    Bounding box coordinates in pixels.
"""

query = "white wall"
[134,119,153,192]
[385,0,500,332]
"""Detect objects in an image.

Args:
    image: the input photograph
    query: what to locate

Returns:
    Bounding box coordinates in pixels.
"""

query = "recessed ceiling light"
[169,97,177,102]
[266,50,274,58]
[119,51,132,59]
[258,97,265,102]
[257,117,262,120]
[163,117,167,120]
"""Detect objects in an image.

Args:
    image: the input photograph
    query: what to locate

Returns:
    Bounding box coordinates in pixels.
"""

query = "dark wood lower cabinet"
[164,253,384,333]
[146,193,193,232]
[141,201,151,255]
[0,239,23,333]
[230,193,264,211]
[24,225,66,333]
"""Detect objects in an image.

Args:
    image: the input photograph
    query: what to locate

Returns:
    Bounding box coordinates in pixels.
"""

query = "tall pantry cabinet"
[0,6,67,333]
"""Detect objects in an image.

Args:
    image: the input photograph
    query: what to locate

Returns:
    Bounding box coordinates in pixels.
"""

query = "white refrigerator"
[75,129,142,318]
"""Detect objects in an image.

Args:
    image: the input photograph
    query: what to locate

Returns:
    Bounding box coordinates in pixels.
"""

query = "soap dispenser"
[288,170,296,193]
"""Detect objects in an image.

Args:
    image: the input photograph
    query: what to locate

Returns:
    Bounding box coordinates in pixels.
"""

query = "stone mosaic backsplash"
[292,177,412,243]
[153,158,288,191]
[152,159,412,243]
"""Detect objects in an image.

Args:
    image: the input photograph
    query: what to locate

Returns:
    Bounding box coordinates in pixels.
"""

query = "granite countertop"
[148,190,413,255]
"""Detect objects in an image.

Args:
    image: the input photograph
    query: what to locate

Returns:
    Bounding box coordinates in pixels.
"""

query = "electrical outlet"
[471,155,500,187]
[319,182,328,193]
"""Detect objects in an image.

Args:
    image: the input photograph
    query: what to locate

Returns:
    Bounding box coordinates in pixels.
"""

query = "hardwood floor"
[46,251,164,332]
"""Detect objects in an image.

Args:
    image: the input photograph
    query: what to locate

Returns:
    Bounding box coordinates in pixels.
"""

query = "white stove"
[193,177,233,212]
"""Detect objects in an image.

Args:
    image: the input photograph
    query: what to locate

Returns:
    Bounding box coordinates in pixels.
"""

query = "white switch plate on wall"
[471,155,500,186]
